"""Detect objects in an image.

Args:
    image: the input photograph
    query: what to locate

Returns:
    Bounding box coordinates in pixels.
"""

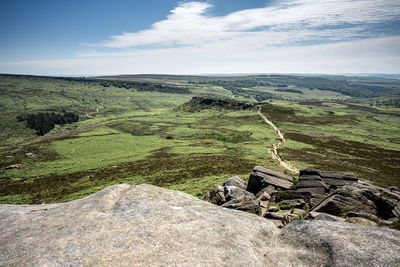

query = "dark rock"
[299,168,321,176]
[296,186,327,195]
[295,173,329,195]
[271,190,311,202]
[296,179,327,190]
[299,168,358,189]
[320,171,358,180]
[224,186,255,202]
[308,212,345,222]
[247,171,292,194]
[311,186,377,217]
[279,199,306,209]
[223,176,247,190]
[255,185,276,198]
[253,166,293,181]
[256,191,271,201]
[222,199,260,214]
[345,217,378,227]
[298,174,321,180]
[268,206,279,212]
[264,212,284,220]
[202,185,226,205]
[388,186,400,194]
[280,220,400,266]
[309,193,327,208]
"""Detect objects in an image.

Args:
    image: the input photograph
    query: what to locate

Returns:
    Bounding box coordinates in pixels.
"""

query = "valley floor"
[0,74,399,204]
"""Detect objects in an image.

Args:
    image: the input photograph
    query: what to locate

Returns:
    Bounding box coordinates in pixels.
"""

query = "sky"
[0,0,399,76]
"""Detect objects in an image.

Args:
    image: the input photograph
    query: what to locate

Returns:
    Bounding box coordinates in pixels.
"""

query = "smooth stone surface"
[280,220,400,267]
[223,176,247,190]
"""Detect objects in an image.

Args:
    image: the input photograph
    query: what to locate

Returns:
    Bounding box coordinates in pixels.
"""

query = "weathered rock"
[271,190,311,203]
[222,199,261,214]
[309,193,327,208]
[333,181,400,221]
[279,199,306,209]
[5,164,19,169]
[388,186,400,194]
[345,211,388,225]
[255,185,276,197]
[268,206,279,212]
[345,217,378,227]
[281,220,400,266]
[298,168,358,189]
[256,191,271,201]
[299,168,321,176]
[1,184,400,266]
[25,152,37,158]
[224,186,255,202]
[311,186,377,217]
[308,211,345,222]
[247,171,292,194]
[253,166,293,181]
[264,212,284,220]
[319,171,358,187]
[295,175,329,195]
[223,176,247,190]
[202,185,226,205]
[0,185,294,266]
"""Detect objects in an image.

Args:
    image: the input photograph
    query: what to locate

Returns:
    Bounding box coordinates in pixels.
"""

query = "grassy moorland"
[0,74,399,204]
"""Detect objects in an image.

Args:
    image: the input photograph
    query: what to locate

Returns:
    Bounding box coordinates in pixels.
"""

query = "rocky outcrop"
[311,181,400,223]
[1,184,400,266]
[223,176,247,190]
[246,166,293,194]
[204,166,400,229]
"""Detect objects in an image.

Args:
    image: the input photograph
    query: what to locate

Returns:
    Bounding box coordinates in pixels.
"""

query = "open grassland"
[0,74,399,204]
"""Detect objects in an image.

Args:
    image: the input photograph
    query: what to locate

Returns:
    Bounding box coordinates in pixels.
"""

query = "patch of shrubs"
[17,112,79,136]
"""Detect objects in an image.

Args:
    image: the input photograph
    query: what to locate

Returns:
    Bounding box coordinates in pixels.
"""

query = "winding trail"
[258,107,299,175]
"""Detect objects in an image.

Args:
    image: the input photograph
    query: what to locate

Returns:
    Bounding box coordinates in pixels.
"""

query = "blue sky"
[0,0,399,75]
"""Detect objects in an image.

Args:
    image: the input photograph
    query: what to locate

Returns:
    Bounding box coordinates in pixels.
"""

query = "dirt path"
[258,107,299,175]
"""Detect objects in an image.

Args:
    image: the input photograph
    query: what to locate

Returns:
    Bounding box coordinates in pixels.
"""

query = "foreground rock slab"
[0,184,285,266]
[281,220,400,266]
[1,184,400,266]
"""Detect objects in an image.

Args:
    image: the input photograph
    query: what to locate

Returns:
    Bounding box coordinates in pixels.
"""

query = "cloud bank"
[1,0,400,75]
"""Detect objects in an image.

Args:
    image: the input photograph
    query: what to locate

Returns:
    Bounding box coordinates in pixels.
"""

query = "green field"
[0,74,399,204]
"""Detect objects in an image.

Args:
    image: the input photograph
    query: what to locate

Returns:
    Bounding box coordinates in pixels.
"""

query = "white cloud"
[1,0,400,75]
[1,36,399,75]
[91,0,400,49]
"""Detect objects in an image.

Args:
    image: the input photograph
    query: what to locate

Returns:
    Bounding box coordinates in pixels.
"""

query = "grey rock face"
[1,184,400,266]
[298,168,358,188]
[202,185,226,205]
[224,185,255,202]
[311,186,377,216]
[279,199,306,209]
[247,171,293,194]
[253,166,293,181]
[222,199,261,214]
[281,220,400,267]
[0,184,281,266]
[312,182,400,222]
[223,176,247,190]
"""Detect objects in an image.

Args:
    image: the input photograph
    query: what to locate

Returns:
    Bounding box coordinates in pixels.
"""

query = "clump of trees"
[274,88,304,94]
[374,98,400,107]
[17,112,79,135]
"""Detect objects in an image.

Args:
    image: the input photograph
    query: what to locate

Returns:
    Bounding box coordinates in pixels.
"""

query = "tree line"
[17,112,79,136]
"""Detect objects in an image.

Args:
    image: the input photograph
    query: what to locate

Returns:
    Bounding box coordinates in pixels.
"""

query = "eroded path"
[258,107,299,175]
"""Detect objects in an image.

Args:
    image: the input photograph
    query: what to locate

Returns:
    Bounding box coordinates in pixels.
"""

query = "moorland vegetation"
[0,73,399,204]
